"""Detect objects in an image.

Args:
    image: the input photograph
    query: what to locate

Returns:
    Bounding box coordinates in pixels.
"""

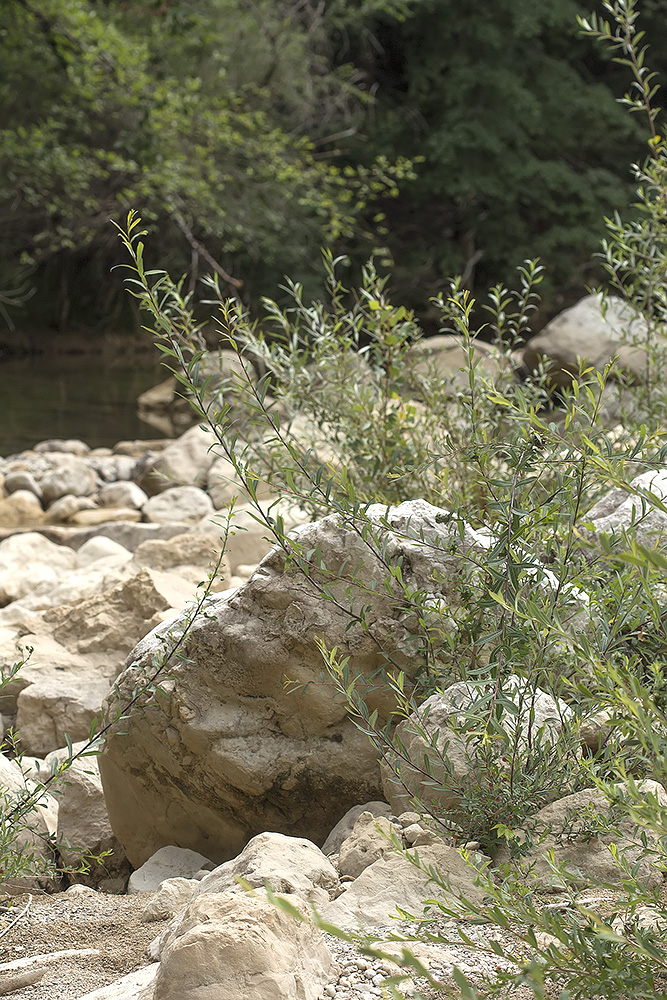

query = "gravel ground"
[0,883,652,1000]
[0,886,157,1000]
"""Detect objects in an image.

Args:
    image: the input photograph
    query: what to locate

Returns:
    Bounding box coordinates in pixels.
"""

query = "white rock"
[98,482,148,510]
[144,486,214,525]
[0,532,77,605]
[150,891,334,1000]
[129,846,214,893]
[141,878,199,922]
[322,802,394,857]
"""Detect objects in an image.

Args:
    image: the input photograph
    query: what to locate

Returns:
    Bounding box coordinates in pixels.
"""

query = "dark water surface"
[0,354,166,456]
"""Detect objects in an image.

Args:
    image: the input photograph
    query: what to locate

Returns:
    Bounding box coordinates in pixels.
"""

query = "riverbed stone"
[99,499,491,868]
[45,494,98,523]
[34,438,90,456]
[523,294,657,386]
[143,486,214,525]
[498,781,667,891]
[134,425,219,495]
[3,470,42,499]
[98,481,148,510]
[321,841,485,928]
[40,454,98,503]
[0,531,77,605]
[150,891,335,1000]
[0,490,46,528]
[382,676,572,816]
[0,754,60,894]
[129,846,214,894]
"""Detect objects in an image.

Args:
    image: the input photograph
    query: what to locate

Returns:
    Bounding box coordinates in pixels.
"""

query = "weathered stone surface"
[196,832,338,906]
[587,469,667,545]
[144,486,214,525]
[129,847,214,894]
[34,438,90,456]
[149,892,334,1000]
[46,494,98,524]
[135,425,219,496]
[0,754,59,894]
[15,671,112,757]
[382,675,572,816]
[40,454,98,503]
[408,335,508,391]
[192,500,307,573]
[205,455,272,509]
[321,842,485,928]
[52,754,131,891]
[3,470,42,499]
[70,507,143,527]
[0,532,77,605]
[77,964,159,1000]
[0,491,46,528]
[523,294,657,386]
[338,812,399,879]
[321,801,394,857]
[65,521,190,553]
[499,781,667,891]
[98,482,148,510]
[141,878,199,922]
[100,500,481,867]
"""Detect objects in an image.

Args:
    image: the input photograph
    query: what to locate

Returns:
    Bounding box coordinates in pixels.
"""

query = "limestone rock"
[100,500,481,867]
[70,507,143,527]
[53,754,131,891]
[338,812,399,879]
[499,781,667,891]
[149,892,334,1000]
[0,491,46,528]
[34,438,90,456]
[46,494,98,524]
[408,335,508,392]
[195,832,338,905]
[382,675,572,816]
[321,841,485,928]
[141,878,199,922]
[129,846,214,894]
[587,468,667,545]
[523,294,656,386]
[3,471,42,499]
[0,754,59,894]
[135,425,219,495]
[143,486,214,525]
[321,801,394,857]
[77,964,159,1000]
[15,671,112,757]
[0,532,76,605]
[98,481,148,510]
[193,500,308,573]
[40,454,98,503]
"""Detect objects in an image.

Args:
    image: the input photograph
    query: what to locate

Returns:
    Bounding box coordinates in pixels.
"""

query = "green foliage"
[0,0,413,329]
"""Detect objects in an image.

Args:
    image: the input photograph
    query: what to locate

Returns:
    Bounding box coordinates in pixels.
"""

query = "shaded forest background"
[2,0,667,343]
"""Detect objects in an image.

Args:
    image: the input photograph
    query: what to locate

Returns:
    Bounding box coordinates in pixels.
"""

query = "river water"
[0,354,167,456]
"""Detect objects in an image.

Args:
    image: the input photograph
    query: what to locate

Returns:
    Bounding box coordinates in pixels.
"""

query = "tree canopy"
[0,0,664,332]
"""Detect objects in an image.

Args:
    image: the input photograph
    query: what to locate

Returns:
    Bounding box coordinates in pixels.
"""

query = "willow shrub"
[113,159,667,997]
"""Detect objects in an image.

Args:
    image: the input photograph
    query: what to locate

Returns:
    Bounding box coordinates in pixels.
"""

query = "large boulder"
[587,469,667,546]
[498,781,667,891]
[0,754,59,894]
[320,841,486,928]
[148,891,335,1000]
[99,500,488,867]
[523,294,658,386]
[382,676,572,816]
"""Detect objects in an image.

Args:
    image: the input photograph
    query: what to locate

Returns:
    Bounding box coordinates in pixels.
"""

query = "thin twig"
[0,896,31,944]
[0,967,45,995]
[0,948,100,972]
